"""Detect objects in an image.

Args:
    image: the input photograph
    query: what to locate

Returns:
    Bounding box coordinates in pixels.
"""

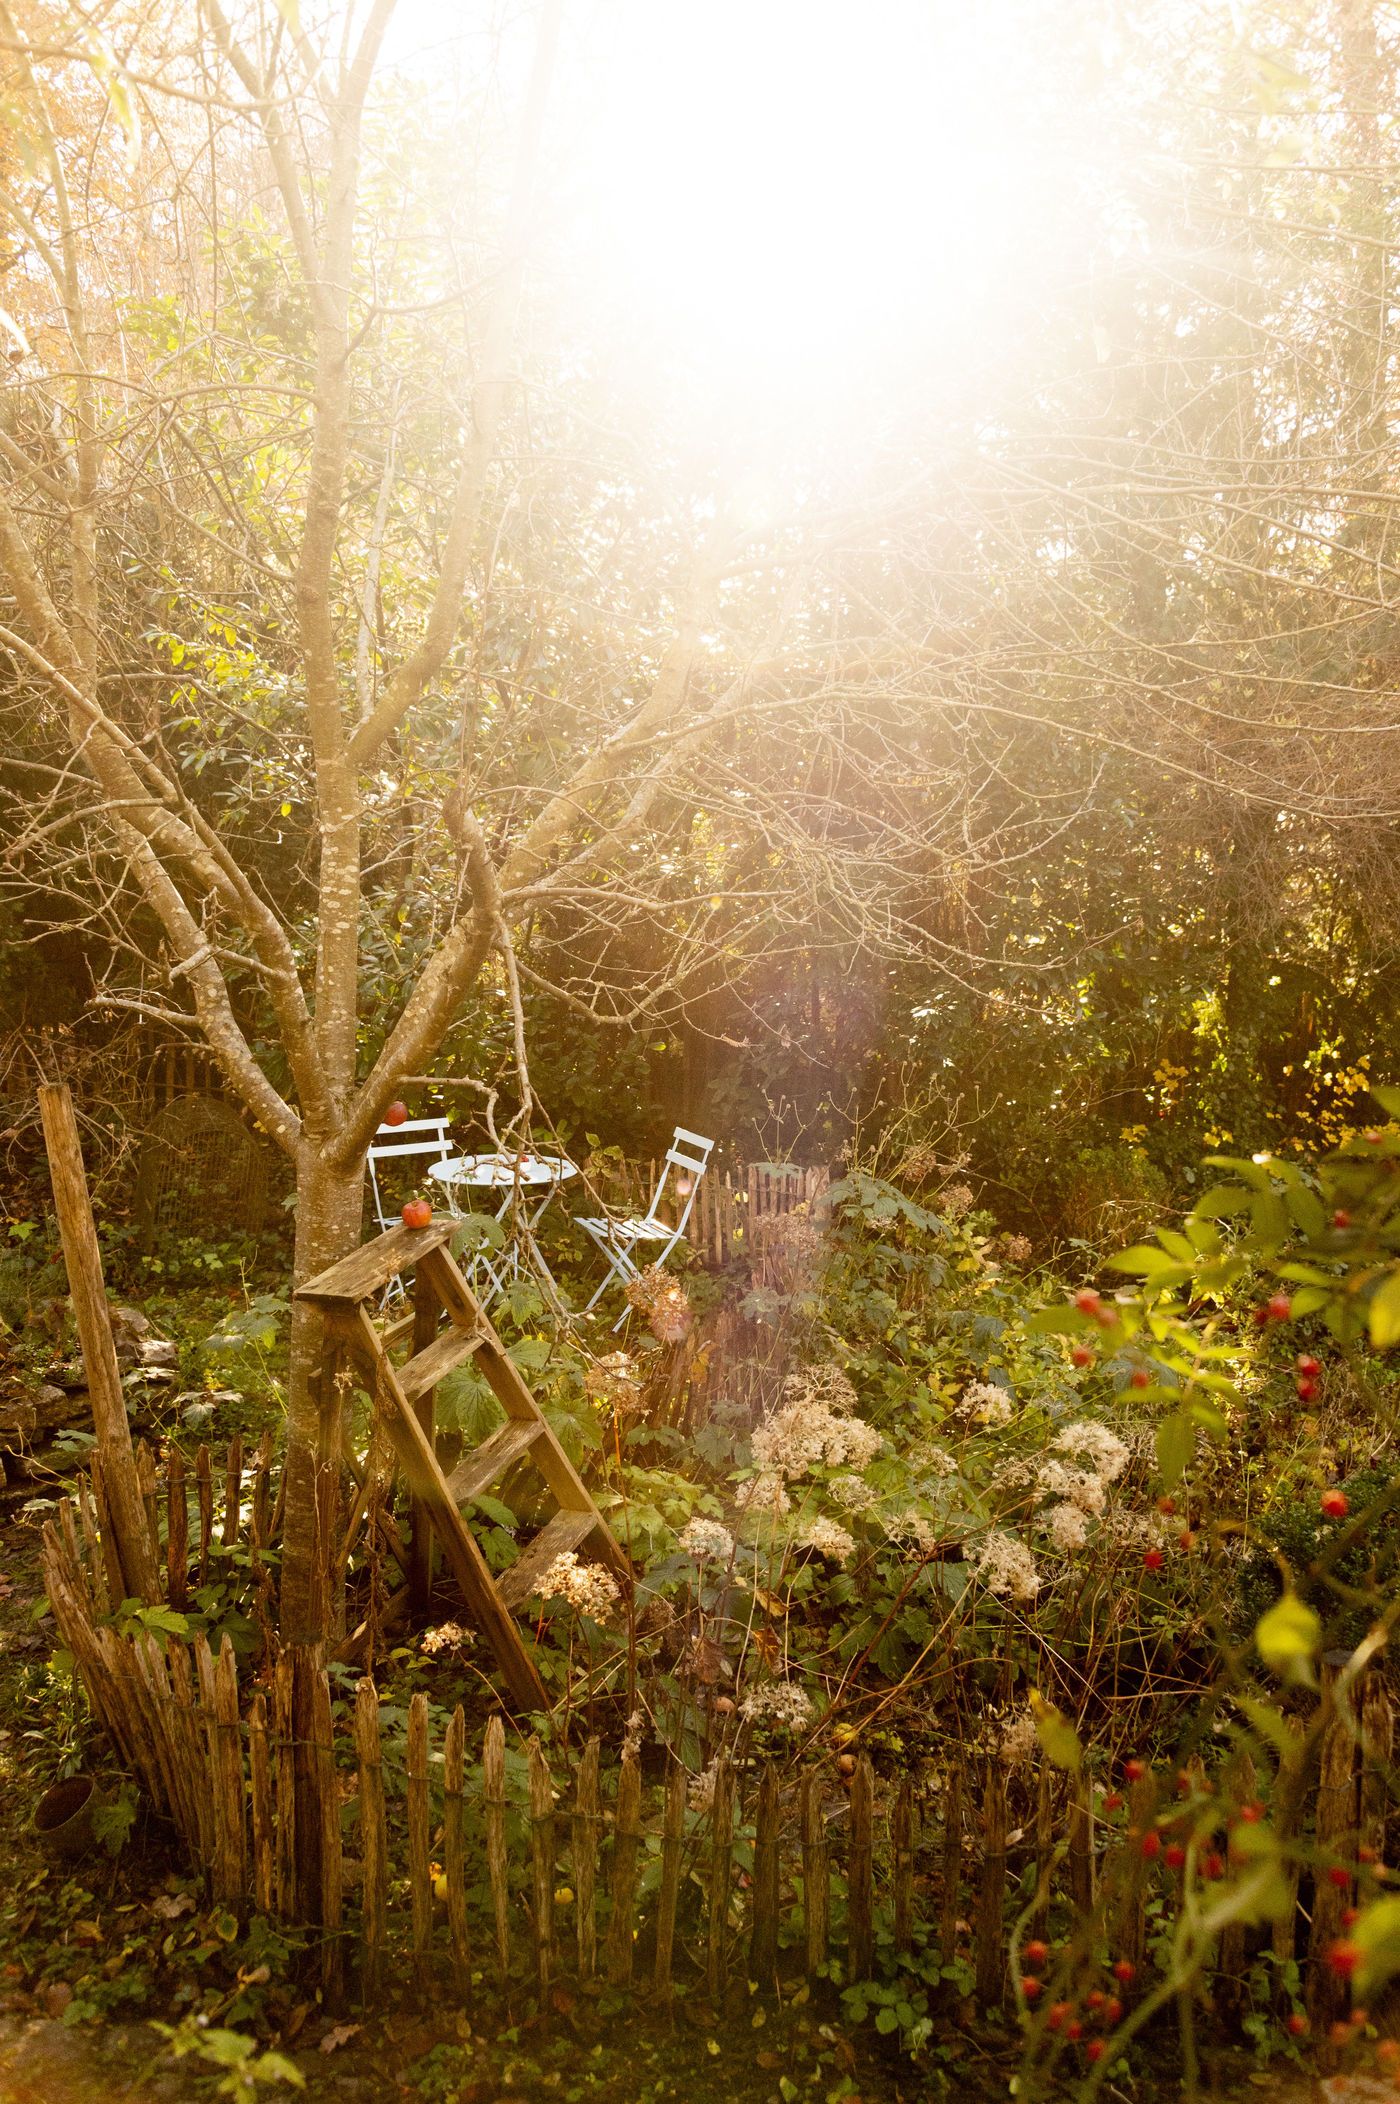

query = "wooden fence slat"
[310,1658,343,2002]
[356,1678,387,2000]
[408,1691,432,1980]
[848,1756,874,1982]
[974,1762,1006,2008]
[168,1639,212,1870]
[653,1760,685,2002]
[605,1753,643,1987]
[135,1440,160,1572]
[89,1453,128,1607]
[1361,1675,1394,1857]
[222,1433,244,1549]
[1068,1769,1094,1913]
[1309,1665,1360,2027]
[484,1714,511,1985]
[892,1778,916,1955]
[444,1705,470,1994]
[750,1764,780,1985]
[195,1445,213,1582]
[273,1649,296,1920]
[529,1737,555,1996]
[166,1448,188,1611]
[706,1758,734,2000]
[573,1738,601,1983]
[249,1692,274,1914]
[939,1767,963,1955]
[76,1477,110,1616]
[801,1772,829,1974]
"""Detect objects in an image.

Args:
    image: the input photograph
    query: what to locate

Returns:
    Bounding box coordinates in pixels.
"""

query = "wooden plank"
[248,1693,274,1915]
[529,1737,555,1996]
[801,1771,829,1975]
[707,1757,734,2000]
[135,1441,160,1573]
[222,1433,244,1549]
[497,1510,598,1611]
[447,1419,543,1504]
[398,1322,488,1404]
[444,1705,470,1995]
[574,1738,601,1983]
[166,1448,188,1611]
[653,1760,685,2002]
[195,1445,214,1582]
[355,1678,387,2001]
[974,1762,1006,2008]
[296,1217,458,1305]
[273,1650,297,1920]
[848,1757,874,1981]
[310,1657,344,2003]
[407,1691,432,1981]
[346,1307,547,1710]
[604,1753,642,1987]
[749,1764,780,1985]
[37,1083,157,1603]
[892,1778,917,1955]
[484,1714,511,1986]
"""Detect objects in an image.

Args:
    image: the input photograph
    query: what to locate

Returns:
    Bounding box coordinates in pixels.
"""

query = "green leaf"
[473,1494,517,1529]
[1353,1895,1400,1995]
[1369,1269,1400,1349]
[1370,1085,1400,1120]
[1106,1246,1191,1283]
[1029,1692,1081,1773]
[1236,1695,1299,1758]
[1190,1184,1253,1221]
[1156,1410,1194,1486]
[1255,1593,1321,1682]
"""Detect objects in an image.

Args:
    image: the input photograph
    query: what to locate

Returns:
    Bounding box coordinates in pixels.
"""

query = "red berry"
[1075,1288,1102,1315]
[1065,2020,1083,2041]
[1157,1497,1176,1517]
[1237,1802,1263,1824]
[1021,1976,1043,2000]
[1071,1343,1095,1368]
[1179,1531,1195,1551]
[1085,2039,1103,2062]
[1328,1865,1352,1889]
[1287,2013,1308,2036]
[1140,1831,1161,1858]
[1047,2000,1073,2032]
[1266,1292,1292,1322]
[1143,1547,1164,1571]
[1086,1989,1105,2010]
[1103,1997,1123,2024]
[1342,1907,1359,1929]
[1333,1209,1351,1228]
[1327,1939,1360,1978]
[384,1099,409,1127]
[1296,1376,1318,1401]
[1123,1758,1147,1783]
[1328,2020,1352,2047]
[1095,1304,1117,1327]
[1364,1130,1383,1146]
[1202,1851,1224,1880]
[1165,1843,1186,1869]
[1130,1369,1151,1390]
[1251,1306,1269,1328]
[1321,1489,1349,1521]
[1023,1940,1050,1969]
[1103,1791,1124,1813]
[1112,1960,1136,1984]
[1296,1354,1322,1377]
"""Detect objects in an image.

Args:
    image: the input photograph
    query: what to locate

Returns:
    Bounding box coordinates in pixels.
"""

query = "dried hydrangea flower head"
[1042,1501,1089,1552]
[735,1471,791,1518]
[1053,1420,1129,1483]
[961,1379,1014,1427]
[800,1516,857,1563]
[750,1363,882,1479]
[534,1550,621,1620]
[1000,1232,1034,1266]
[584,1349,646,1418]
[969,1528,1040,1601]
[676,1516,735,1563]
[940,1182,975,1221]
[626,1263,694,1344]
[994,1705,1039,1765]
[420,1620,474,1655]
[740,1681,814,1731]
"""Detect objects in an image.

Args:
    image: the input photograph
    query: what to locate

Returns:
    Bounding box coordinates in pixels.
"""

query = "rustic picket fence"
[41,1470,1397,2032]
[587,1157,829,1272]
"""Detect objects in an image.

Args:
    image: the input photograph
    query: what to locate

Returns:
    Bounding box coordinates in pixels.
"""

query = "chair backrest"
[366,1118,454,1231]
[643,1126,715,1233]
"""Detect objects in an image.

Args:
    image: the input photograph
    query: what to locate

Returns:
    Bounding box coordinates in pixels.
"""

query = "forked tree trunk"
[280,1142,368,1646]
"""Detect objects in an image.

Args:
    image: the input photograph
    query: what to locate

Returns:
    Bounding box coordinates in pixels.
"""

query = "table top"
[427,1151,579,1190]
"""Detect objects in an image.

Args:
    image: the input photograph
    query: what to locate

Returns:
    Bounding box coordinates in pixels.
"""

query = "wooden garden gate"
[296,1218,629,1709]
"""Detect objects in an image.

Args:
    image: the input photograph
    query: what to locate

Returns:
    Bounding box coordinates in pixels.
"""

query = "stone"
[138,1339,178,1368]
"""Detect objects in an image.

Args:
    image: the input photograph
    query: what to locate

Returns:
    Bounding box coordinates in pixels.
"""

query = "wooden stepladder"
[296,1218,629,1710]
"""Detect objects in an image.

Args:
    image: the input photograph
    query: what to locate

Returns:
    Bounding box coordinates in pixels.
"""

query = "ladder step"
[380,1310,417,1350]
[447,1419,543,1504]
[398,1323,489,1403]
[497,1510,598,1611]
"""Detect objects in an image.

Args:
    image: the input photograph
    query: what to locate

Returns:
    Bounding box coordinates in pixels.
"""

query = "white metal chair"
[366,1116,458,1233]
[575,1126,715,1326]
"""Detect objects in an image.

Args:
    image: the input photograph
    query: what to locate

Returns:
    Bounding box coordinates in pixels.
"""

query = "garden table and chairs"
[574,1124,715,1328]
[427,1148,580,1307]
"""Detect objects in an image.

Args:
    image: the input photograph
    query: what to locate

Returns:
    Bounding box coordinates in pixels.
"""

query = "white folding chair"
[366,1117,456,1303]
[575,1126,715,1327]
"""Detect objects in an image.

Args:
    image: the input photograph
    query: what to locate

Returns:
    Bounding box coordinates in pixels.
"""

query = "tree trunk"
[280,1142,367,1646]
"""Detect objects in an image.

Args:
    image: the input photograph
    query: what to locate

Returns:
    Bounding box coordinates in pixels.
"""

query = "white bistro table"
[427,1150,579,1307]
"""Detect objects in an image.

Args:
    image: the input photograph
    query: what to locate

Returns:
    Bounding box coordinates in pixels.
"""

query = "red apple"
[401,1197,433,1230]
[384,1100,409,1127]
